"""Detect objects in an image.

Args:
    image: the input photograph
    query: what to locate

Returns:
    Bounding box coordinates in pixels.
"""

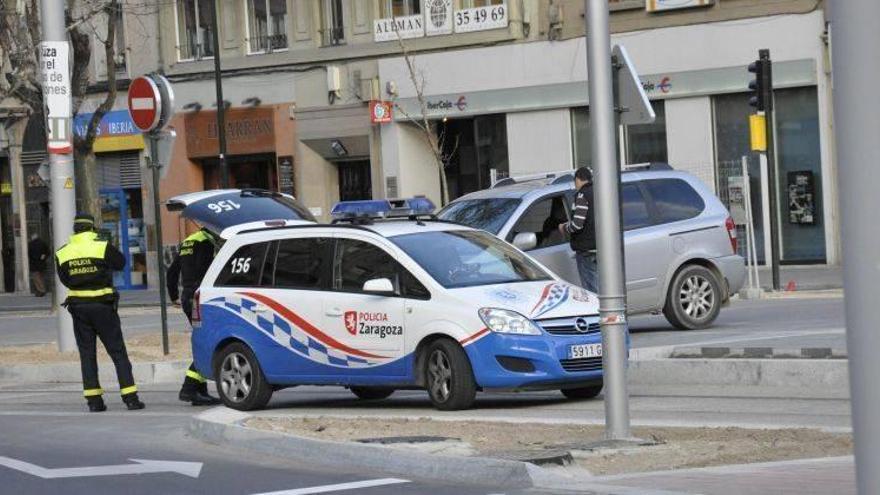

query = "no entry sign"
[128,75,174,133]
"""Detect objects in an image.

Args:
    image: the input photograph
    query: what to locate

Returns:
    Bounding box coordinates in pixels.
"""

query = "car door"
[321,234,407,376]
[621,182,669,312]
[250,235,339,378]
[507,193,580,284]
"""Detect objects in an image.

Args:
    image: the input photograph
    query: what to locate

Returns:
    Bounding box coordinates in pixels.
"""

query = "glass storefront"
[440,114,508,200]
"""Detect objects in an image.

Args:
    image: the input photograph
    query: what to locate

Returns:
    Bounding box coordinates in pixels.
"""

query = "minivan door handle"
[325,308,343,317]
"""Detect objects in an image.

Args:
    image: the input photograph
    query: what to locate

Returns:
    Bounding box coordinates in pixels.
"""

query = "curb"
[670,346,847,359]
[186,408,686,494]
[0,359,189,385]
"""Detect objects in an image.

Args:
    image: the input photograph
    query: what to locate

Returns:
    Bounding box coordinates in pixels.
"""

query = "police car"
[190,198,608,411]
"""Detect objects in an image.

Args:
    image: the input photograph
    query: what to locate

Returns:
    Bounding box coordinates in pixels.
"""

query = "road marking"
[251,478,410,495]
[0,456,202,479]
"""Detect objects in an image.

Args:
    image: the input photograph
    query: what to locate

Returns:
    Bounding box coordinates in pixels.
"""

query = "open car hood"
[166,189,317,238]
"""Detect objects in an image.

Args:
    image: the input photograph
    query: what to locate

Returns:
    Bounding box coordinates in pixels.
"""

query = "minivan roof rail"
[622,162,674,172]
[492,170,577,188]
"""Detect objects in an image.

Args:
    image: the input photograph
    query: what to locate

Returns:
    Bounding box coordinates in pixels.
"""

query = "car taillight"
[192,289,202,327]
[725,216,738,254]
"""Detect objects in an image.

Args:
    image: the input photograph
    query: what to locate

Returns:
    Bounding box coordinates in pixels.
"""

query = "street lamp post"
[210,0,229,188]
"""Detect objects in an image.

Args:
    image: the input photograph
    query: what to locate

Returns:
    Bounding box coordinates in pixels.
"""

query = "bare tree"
[391,30,454,206]
[0,0,123,222]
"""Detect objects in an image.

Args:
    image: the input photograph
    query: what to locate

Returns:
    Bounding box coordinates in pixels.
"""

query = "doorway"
[203,154,275,190]
[439,114,509,200]
[337,160,372,201]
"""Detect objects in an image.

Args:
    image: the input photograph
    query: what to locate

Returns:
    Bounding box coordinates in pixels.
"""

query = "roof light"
[330,197,436,220]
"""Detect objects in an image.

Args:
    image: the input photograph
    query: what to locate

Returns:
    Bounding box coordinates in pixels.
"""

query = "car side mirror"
[363,278,396,296]
[512,232,538,251]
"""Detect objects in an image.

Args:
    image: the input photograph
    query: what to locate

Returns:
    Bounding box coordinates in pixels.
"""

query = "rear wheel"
[663,264,722,330]
[214,342,273,411]
[561,381,603,400]
[349,386,395,400]
[424,339,477,411]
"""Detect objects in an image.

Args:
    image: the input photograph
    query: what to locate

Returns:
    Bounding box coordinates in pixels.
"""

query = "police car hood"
[449,280,599,320]
[166,189,316,238]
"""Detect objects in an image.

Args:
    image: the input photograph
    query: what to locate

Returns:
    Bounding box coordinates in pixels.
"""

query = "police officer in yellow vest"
[167,226,221,406]
[55,214,145,412]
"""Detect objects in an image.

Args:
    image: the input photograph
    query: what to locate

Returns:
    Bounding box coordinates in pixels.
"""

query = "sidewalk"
[0,289,161,312]
[756,265,842,291]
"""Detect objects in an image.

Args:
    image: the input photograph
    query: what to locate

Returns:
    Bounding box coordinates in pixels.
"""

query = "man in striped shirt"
[559,166,598,292]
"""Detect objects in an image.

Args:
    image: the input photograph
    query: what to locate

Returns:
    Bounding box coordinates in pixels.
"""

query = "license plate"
[569,343,602,359]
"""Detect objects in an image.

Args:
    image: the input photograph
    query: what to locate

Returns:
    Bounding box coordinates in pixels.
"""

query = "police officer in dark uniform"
[559,166,598,292]
[167,225,221,406]
[55,214,145,412]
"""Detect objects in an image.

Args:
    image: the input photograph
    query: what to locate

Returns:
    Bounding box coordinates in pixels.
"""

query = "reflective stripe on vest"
[67,288,116,298]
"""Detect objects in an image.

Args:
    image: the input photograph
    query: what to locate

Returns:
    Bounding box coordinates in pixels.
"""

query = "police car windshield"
[391,230,552,289]
[437,199,520,234]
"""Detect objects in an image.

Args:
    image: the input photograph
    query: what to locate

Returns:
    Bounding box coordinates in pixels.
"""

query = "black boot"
[191,383,221,406]
[123,393,146,411]
[87,397,107,413]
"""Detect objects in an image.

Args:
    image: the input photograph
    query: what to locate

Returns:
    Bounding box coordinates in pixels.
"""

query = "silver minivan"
[438,165,746,330]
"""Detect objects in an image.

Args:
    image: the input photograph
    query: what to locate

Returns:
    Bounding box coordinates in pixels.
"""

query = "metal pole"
[210,1,229,188]
[761,50,781,291]
[829,2,880,493]
[585,0,631,440]
[39,0,77,352]
[149,135,170,356]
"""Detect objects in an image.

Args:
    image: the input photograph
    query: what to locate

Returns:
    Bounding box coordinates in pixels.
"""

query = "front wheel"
[214,342,273,411]
[349,386,395,400]
[424,339,477,411]
[561,381,603,400]
[663,265,722,330]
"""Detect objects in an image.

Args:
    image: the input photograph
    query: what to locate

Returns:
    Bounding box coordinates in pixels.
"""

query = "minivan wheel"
[663,265,722,330]
[214,342,273,411]
[424,339,477,411]
[561,380,603,400]
[349,386,395,400]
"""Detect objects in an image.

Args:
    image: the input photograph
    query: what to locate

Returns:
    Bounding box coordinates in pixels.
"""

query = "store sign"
[426,95,468,112]
[454,3,508,33]
[374,14,424,42]
[425,0,453,36]
[185,107,275,158]
[370,100,393,124]
[39,41,72,154]
[646,0,713,12]
[640,76,672,95]
[73,110,145,152]
[277,155,294,196]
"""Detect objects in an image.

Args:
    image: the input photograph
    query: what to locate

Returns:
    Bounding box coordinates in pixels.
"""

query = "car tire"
[561,381,603,400]
[349,386,395,401]
[424,339,477,411]
[214,342,273,411]
[663,264,722,330]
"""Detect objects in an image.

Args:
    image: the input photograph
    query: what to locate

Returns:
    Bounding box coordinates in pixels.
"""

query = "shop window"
[322,0,345,46]
[440,114,508,200]
[245,0,288,53]
[383,0,421,17]
[175,0,216,61]
[571,107,592,168]
[625,100,667,165]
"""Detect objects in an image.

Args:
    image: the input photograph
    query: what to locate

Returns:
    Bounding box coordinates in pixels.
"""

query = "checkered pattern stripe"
[531,283,571,318]
[205,295,379,368]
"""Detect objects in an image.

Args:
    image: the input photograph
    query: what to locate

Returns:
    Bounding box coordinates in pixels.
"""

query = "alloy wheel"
[427,349,453,403]
[219,352,253,403]
[679,274,715,320]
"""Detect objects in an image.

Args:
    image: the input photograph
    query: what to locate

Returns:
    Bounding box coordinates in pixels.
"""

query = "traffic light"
[748,60,766,111]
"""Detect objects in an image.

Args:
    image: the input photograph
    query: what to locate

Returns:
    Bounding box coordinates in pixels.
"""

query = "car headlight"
[478,308,542,336]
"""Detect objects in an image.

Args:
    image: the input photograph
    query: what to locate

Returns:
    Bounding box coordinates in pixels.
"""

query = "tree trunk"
[74,149,102,223]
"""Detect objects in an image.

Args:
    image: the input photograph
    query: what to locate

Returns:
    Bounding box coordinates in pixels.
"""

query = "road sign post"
[585,0,632,441]
[829,2,880,493]
[38,0,77,352]
[128,74,174,356]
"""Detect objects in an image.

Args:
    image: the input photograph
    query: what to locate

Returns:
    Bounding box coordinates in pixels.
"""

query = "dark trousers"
[180,291,207,393]
[68,302,136,399]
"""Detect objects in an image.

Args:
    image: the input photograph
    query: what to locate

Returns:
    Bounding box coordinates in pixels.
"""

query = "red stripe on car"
[459,328,489,346]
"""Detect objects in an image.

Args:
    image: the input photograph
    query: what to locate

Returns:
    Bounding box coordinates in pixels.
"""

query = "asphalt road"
[0,384,552,495]
[0,295,846,351]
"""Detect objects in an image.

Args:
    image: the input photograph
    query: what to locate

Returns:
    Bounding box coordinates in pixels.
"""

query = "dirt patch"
[0,332,191,364]
[245,417,852,475]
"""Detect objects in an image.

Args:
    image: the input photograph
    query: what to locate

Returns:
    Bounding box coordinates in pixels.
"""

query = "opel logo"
[574,318,590,333]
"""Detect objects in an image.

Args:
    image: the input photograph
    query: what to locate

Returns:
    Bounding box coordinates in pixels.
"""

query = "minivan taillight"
[191,289,202,327]
[725,216,738,254]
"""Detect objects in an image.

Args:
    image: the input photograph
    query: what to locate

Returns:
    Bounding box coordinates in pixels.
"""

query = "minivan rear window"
[642,179,705,223]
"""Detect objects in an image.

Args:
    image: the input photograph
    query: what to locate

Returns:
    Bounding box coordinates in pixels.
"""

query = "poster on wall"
[788,170,816,225]
[277,156,294,196]
[646,0,713,12]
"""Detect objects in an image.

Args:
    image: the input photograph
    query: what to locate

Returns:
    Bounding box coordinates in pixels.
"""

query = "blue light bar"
[331,197,436,220]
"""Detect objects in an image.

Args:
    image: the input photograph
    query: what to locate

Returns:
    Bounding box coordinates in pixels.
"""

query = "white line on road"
[0,456,203,479]
[251,478,410,495]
